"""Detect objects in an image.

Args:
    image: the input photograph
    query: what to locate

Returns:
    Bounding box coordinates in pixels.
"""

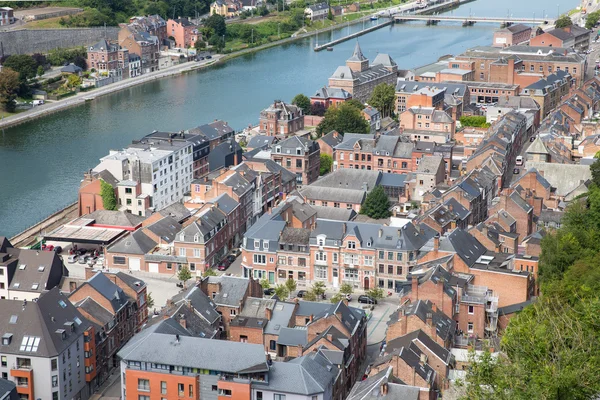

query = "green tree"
[339,283,353,295]
[178,266,193,283]
[274,284,289,299]
[195,40,207,50]
[586,11,600,29]
[346,99,365,110]
[327,7,333,20]
[37,65,45,77]
[203,268,217,277]
[0,68,20,113]
[360,185,391,219]
[320,153,333,175]
[555,15,573,28]
[368,83,396,118]
[590,157,600,187]
[316,102,369,136]
[311,281,326,297]
[65,74,82,89]
[367,287,384,301]
[330,292,344,303]
[3,55,38,81]
[260,278,271,289]
[292,93,311,115]
[147,292,155,309]
[99,179,117,211]
[303,290,317,301]
[459,115,491,128]
[205,14,226,37]
[285,278,297,294]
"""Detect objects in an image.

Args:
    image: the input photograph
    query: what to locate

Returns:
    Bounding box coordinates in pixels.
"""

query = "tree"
[303,290,317,301]
[37,65,45,77]
[100,179,117,210]
[205,14,226,37]
[360,185,391,219]
[555,15,573,28]
[339,283,353,295]
[330,292,344,303]
[316,102,369,136]
[178,266,192,283]
[260,278,271,289]
[203,268,217,277]
[311,102,326,116]
[73,56,88,71]
[460,115,490,128]
[274,284,289,299]
[586,11,600,29]
[368,83,396,118]
[147,292,155,309]
[346,99,365,110]
[195,40,207,50]
[292,93,311,115]
[320,153,333,175]
[0,68,20,113]
[311,281,326,297]
[3,55,38,81]
[327,7,333,20]
[590,157,600,187]
[285,278,297,294]
[367,287,384,301]
[65,74,82,89]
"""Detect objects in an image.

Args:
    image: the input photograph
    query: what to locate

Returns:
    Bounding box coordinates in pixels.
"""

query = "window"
[178,383,185,395]
[332,253,338,263]
[468,305,474,314]
[1,357,6,367]
[189,384,194,397]
[179,248,186,257]
[257,392,263,400]
[387,252,393,261]
[138,379,150,391]
[334,202,340,208]
[388,265,394,274]
[396,252,402,261]
[230,309,237,316]
[347,241,356,249]
[296,159,302,168]
[315,252,326,262]
[253,254,266,264]
[344,268,358,280]
[193,248,200,257]
[52,375,58,388]
[218,389,232,396]
[379,264,384,273]
[364,255,373,266]
[139,396,150,400]
[467,322,474,333]
[113,256,126,265]
[270,340,277,351]
[315,265,327,279]
[274,395,287,400]
[479,72,484,80]
[396,266,402,275]
[322,201,328,207]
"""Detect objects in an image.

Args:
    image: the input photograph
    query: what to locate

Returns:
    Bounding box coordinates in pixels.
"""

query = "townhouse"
[0,288,94,400]
[492,24,532,47]
[317,130,344,160]
[188,120,235,152]
[0,237,64,301]
[520,70,573,118]
[86,39,129,80]
[334,134,415,174]
[118,21,161,74]
[167,285,223,338]
[310,87,353,110]
[399,107,455,143]
[395,82,469,115]
[530,25,592,51]
[259,101,305,137]
[68,272,145,387]
[242,202,435,291]
[271,136,320,186]
[167,18,197,48]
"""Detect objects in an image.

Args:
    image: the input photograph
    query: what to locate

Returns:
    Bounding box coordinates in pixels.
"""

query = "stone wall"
[0,27,119,55]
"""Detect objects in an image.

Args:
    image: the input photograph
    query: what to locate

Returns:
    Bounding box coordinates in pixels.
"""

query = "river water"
[0,0,578,237]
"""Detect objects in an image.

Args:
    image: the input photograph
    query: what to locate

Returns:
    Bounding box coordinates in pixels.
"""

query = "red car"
[217,258,231,271]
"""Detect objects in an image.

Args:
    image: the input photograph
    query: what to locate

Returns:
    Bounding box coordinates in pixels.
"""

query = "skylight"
[38,266,45,272]
[58,300,67,308]
[31,284,39,290]
[18,264,26,270]
[9,315,17,324]
[19,336,40,352]
[74,317,82,326]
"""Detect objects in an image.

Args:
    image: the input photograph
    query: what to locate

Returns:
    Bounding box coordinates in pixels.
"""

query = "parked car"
[264,288,275,296]
[206,55,212,59]
[513,168,520,175]
[530,136,536,142]
[77,248,88,255]
[44,244,55,251]
[95,257,104,266]
[297,290,307,298]
[67,254,78,263]
[226,254,236,263]
[53,246,62,254]
[87,257,98,266]
[358,295,377,304]
[345,294,352,301]
[78,256,89,265]
[217,264,228,271]
[516,156,523,166]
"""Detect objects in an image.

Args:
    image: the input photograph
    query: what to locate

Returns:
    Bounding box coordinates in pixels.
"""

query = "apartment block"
[271,136,320,186]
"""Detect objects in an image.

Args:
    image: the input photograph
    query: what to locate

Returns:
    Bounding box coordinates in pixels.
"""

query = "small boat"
[326,46,334,51]
[370,15,378,20]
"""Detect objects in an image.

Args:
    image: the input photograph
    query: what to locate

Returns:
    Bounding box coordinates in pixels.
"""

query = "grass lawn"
[0,109,23,119]
[23,16,70,29]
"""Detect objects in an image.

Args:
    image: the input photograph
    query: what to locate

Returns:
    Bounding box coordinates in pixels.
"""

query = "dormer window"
[275,147,281,153]
[179,233,185,242]
[194,234,199,243]
[263,240,269,250]
[296,148,302,155]
[254,240,260,249]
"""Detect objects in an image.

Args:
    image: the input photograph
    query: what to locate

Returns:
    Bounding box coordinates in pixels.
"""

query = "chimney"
[381,383,389,395]
[431,303,438,313]
[265,307,273,320]
[426,312,433,327]
[326,333,333,342]
[378,229,383,238]
[411,277,418,300]
[419,353,427,366]
[450,220,457,230]
[433,235,440,251]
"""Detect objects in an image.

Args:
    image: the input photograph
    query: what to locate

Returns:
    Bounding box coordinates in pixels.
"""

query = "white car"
[67,254,78,263]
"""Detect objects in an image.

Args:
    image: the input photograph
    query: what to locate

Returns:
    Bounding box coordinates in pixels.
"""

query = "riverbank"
[0,2,418,130]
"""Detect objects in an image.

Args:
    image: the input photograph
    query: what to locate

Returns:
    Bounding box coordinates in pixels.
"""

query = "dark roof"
[76,297,113,326]
[386,329,452,365]
[277,327,308,346]
[107,229,156,255]
[498,299,535,316]
[0,288,92,358]
[170,303,218,338]
[159,202,191,222]
[318,131,344,148]
[506,24,531,34]
[391,300,455,341]
[247,135,275,149]
[60,63,82,73]
[182,286,220,324]
[86,210,145,228]
[4,247,63,294]
[0,378,18,400]
[80,272,130,313]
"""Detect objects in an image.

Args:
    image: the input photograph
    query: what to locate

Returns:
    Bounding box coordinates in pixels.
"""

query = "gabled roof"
[438,228,488,268]
[278,327,308,346]
[79,272,129,313]
[390,300,455,341]
[183,286,220,324]
[107,229,156,255]
[527,135,550,155]
[0,288,92,358]
[263,352,339,395]
[205,275,250,307]
[348,366,420,400]
[86,210,145,228]
[386,329,452,365]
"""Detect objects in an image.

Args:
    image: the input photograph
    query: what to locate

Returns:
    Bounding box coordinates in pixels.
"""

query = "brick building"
[399,107,455,142]
[492,24,532,47]
[86,39,129,80]
[395,82,469,114]
[310,87,353,109]
[521,70,573,118]
[259,100,305,137]
[530,26,592,51]
[271,136,320,186]
[328,43,398,103]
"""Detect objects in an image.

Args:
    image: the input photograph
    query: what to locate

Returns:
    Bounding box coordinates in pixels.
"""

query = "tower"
[346,41,369,73]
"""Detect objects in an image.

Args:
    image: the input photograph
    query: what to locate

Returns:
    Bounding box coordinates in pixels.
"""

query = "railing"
[461,294,486,304]
[13,364,32,371]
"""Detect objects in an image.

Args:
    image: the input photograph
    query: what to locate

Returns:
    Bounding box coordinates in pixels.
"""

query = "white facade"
[94,143,194,212]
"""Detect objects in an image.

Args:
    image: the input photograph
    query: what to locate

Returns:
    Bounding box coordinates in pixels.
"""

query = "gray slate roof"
[0,288,91,358]
[86,210,145,227]
[277,327,308,346]
[183,286,220,324]
[206,275,250,307]
[118,322,268,373]
[265,301,297,335]
[107,229,156,255]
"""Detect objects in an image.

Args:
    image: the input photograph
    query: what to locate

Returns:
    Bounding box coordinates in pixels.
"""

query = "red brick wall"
[229,325,264,345]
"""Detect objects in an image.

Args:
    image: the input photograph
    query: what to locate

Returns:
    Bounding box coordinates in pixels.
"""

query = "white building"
[304,2,329,21]
[93,139,193,214]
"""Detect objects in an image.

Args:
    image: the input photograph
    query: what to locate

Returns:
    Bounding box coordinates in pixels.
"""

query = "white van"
[32,100,44,106]
[516,156,523,166]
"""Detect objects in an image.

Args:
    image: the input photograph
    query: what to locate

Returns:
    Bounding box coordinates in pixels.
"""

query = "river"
[0,0,579,237]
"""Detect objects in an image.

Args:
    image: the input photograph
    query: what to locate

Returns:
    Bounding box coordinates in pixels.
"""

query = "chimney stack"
[433,235,440,252]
